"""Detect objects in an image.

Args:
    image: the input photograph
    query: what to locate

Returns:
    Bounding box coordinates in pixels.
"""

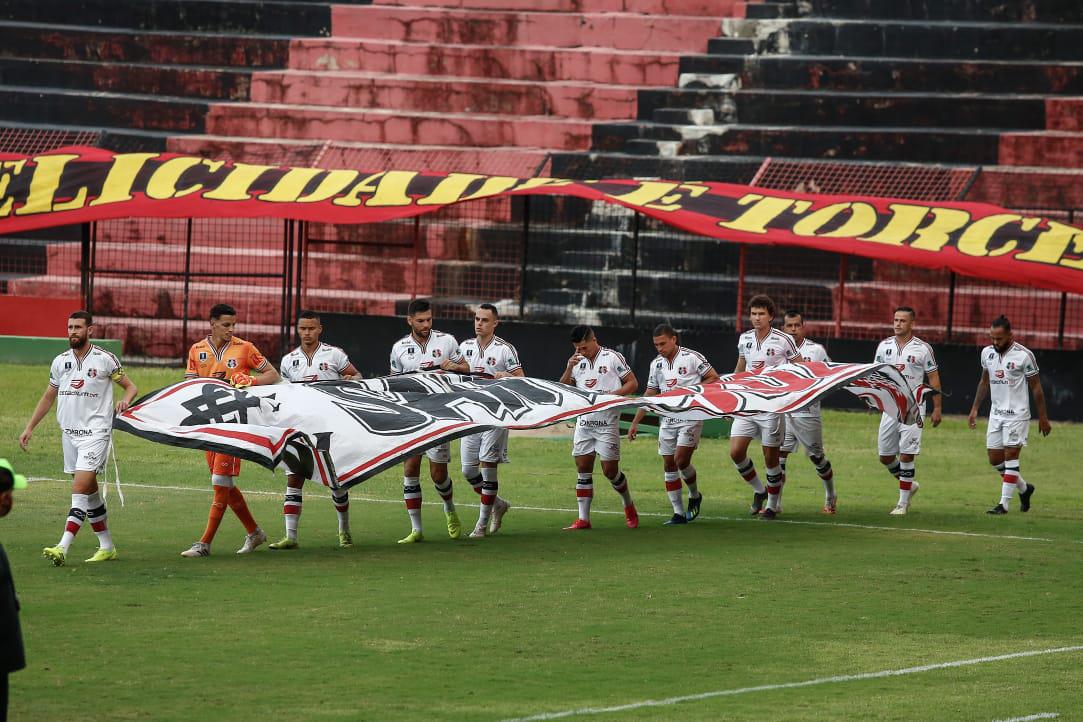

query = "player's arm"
[701,366,720,384]
[927,368,943,427]
[19,383,58,450]
[734,357,747,373]
[558,353,582,386]
[1028,373,1052,437]
[341,362,360,379]
[495,367,525,379]
[251,366,281,386]
[967,369,990,430]
[617,372,638,396]
[628,387,659,441]
[114,373,138,414]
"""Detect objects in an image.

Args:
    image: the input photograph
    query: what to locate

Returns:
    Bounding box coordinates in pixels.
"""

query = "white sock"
[680,464,699,499]
[766,465,783,511]
[1005,460,1027,493]
[813,455,836,500]
[664,471,683,515]
[607,471,634,508]
[898,461,916,504]
[478,467,498,524]
[734,457,765,494]
[284,484,302,540]
[433,476,455,512]
[86,491,113,551]
[59,492,89,553]
[332,491,350,533]
[576,472,593,521]
[404,476,422,533]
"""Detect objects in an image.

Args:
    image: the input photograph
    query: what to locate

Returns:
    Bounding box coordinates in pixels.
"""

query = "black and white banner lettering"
[114,364,920,488]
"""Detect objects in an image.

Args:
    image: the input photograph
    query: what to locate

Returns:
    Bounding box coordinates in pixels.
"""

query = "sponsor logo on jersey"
[751,361,765,371]
[666,379,678,388]
[585,379,598,389]
[64,428,93,436]
[71,379,85,389]
[227,359,238,369]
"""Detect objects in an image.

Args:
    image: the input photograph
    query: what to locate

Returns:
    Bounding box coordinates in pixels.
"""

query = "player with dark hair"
[445,303,521,538]
[20,311,137,565]
[968,315,1050,514]
[558,326,639,529]
[731,295,801,519]
[390,299,463,543]
[629,323,719,525]
[269,310,359,550]
[875,306,942,516]
[780,310,838,514]
[180,303,280,557]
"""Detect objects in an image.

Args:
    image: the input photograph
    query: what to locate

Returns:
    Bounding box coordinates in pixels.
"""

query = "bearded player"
[20,311,138,566]
[180,303,280,558]
[967,315,1050,514]
[390,299,463,543]
[269,310,359,550]
[558,326,639,530]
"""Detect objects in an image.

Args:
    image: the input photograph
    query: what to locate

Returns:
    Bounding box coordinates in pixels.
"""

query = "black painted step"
[0,85,210,133]
[634,89,1046,130]
[0,0,340,35]
[0,57,251,100]
[551,151,763,183]
[0,22,292,68]
[805,0,1083,23]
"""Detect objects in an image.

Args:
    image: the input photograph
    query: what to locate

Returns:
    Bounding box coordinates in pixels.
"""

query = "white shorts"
[986,418,1029,449]
[731,413,786,448]
[658,421,703,456]
[572,422,621,461]
[461,429,509,465]
[781,415,824,457]
[424,442,452,464]
[878,413,923,456]
[62,431,111,475]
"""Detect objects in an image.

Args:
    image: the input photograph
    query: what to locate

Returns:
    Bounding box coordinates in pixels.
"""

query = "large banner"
[114,365,917,488]
[1,147,1081,293]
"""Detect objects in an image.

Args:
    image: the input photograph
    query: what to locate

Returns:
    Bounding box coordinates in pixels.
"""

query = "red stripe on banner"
[338,421,475,480]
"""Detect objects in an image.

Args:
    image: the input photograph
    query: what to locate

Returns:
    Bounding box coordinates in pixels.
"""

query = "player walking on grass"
[445,303,520,539]
[19,311,137,566]
[558,326,640,530]
[180,303,279,558]
[780,310,839,514]
[875,306,942,516]
[269,310,359,550]
[731,295,801,519]
[628,324,719,526]
[967,315,1050,515]
[391,299,464,544]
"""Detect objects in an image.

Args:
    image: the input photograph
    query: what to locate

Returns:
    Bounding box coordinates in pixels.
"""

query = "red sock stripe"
[405,498,422,510]
[742,470,757,481]
[284,505,301,516]
[65,521,81,534]
[899,481,913,490]
[90,521,107,533]
[480,494,495,505]
[766,485,781,494]
[576,488,594,498]
[334,503,349,512]
[664,481,682,492]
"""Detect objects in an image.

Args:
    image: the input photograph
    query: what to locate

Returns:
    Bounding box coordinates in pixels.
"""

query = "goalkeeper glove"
[230,372,254,389]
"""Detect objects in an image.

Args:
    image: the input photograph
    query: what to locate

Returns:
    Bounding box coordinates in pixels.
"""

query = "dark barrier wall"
[319,314,1082,422]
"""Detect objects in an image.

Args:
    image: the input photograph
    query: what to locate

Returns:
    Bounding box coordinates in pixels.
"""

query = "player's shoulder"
[493,335,518,351]
[90,344,122,367]
[188,336,211,353]
[600,346,628,363]
[769,328,796,344]
[679,345,707,360]
[980,344,995,357]
[1012,342,1038,362]
[738,329,755,342]
[320,342,347,355]
[804,338,827,353]
[51,349,73,366]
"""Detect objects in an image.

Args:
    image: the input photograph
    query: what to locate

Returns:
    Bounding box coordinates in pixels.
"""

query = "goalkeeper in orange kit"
[180,303,281,558]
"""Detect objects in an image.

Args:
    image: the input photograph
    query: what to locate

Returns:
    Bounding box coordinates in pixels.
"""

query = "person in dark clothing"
[0,458,27,722]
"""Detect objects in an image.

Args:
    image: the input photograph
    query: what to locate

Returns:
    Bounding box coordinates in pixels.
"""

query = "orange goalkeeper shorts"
[205,451,242,477]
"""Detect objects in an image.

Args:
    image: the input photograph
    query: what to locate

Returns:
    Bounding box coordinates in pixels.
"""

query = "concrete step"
[331,6,722,51]
[0,57,252,101]
[964,165,1083,208]
[0,22,292,68]
[805,0,1083,23]
[0,85,209,132]
[205,102,593,149]
[551,150,763,183]
[1045,98,1083,130]
[372,0,749,14]
[250,70,641,119]
[998,131,1083,168]
[287,37,681,85]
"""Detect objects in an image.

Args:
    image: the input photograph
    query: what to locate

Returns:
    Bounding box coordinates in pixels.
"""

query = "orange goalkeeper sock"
[200,486,230,544]
[227,486,259,534]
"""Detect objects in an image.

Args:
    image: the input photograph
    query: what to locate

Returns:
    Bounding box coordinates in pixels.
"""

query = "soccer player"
[180,303,280,558]
[558,326,639,530]
[874,306,942,516]
[444,303,521,538]
[731,294,801,519]
[389,299,463,543]
[780,310,838,514]
[269,310,359,550]
[19,310,137,566]
[628,324,719,525]
[967,315,1051,514]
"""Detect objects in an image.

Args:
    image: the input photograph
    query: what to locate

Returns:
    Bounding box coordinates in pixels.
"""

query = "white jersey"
[738,328,801,373]
[570,347,632,425]
[874,335,938,391]
[789,338,831,418]
[647,346,713,427]
[981,342,1039,421]
[451,335,522,376]
[280,343,352,382]
[49,345,123,435]
[389,330,459,374]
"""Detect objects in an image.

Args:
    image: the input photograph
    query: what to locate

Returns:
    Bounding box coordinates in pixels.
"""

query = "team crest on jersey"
[198,351,208,362]
[1007,361,1016,369]
[678,366,687,374]
[767,348,777,356]
[319,362,329,371]
[87,368,98,377]
[598,366,608,375]
[433,349,442,358]
[487,357,496,365]
[585,379,598,389]
[227,359,238,369]
[907,355,917,363]
[71,379,85,389]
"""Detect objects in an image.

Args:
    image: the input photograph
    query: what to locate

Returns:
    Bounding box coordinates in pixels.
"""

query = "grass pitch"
[1,363,1081,721]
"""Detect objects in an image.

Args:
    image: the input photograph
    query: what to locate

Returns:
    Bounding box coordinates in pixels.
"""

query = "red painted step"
[286,38,681,85]
[250,70,641,119]
[1045,97,1083,131]
[205,103,593,149]
[372,0,749,15]
[999,131,1083,168]
[964,164,1083,208]
[330,6,723,51]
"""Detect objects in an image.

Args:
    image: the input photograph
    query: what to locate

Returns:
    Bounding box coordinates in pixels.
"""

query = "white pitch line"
[993,714,1060,722]
[26,477,1080,545]
[505,647,1083,722]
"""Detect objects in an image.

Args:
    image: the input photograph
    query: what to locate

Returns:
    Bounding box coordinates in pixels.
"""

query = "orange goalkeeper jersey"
[185,336,270,380]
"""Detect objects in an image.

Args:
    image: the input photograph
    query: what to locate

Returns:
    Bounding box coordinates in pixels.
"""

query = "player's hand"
[967,410,977,429]
[18,429,31,451]
[116,399,130,414]
[1039,418,1052,436]
[930,409,942,427]
[567,353,583,369]
[440,359,457,371]
[492,371,510,379]
[230,372,254,389]
[627,424,638,442]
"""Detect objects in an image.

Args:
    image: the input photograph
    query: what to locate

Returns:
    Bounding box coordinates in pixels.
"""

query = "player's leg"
[598,424,636,528]
[565,450,596,530]
[759,415,785,518]
[77,433,116,561]
[460,433,484,499]
[269,474,304,549]
[985,418,1010,513]
[797,417,836,514]
[878,415,908,515]
[219,456,265,554]
[485,429,511,535]
[429,444,459,539]
[657,426,685,524]
[331,487,351,547]
[730,421,767,515]
[44,436,86,565]
[990,420,1032,513]
[399,455,425,544]
[1005,443,1034,512]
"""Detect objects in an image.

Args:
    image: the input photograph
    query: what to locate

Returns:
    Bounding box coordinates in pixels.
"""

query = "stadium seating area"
[2,0,1082,355]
